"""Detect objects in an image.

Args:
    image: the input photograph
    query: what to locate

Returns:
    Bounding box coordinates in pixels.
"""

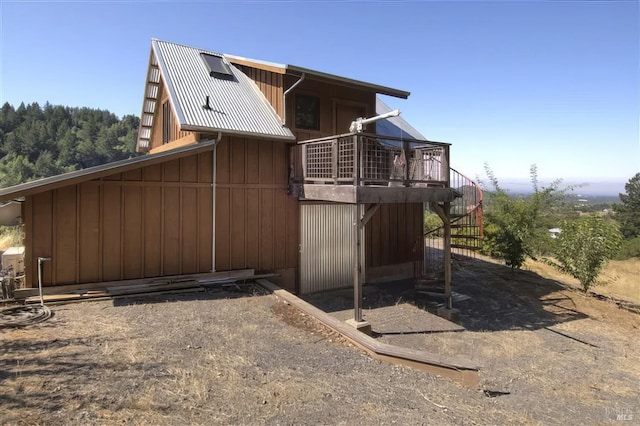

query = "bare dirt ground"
[2,257,639,425]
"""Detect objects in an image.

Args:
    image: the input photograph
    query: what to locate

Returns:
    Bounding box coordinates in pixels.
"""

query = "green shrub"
[546,216,622,292]
[615,236,640,260]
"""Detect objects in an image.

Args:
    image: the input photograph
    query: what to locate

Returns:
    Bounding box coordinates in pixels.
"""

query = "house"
[0,39,481,318]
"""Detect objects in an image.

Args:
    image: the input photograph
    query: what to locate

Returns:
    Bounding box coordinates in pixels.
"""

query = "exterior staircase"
[423,168,483,278]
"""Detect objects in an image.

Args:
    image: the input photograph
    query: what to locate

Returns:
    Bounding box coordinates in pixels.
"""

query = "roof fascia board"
[0,141,218,203]
[224,53,408,99]
[286,65,410,99]
[182,124,295,141]
[224,54,287,75]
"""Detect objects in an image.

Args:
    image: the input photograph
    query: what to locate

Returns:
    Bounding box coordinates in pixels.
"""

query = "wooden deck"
[293,132,457,204]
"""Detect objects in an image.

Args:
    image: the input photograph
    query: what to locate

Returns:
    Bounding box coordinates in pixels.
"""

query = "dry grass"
[2,276,639,424]
[524,257,640,304]
[0,226,23,251]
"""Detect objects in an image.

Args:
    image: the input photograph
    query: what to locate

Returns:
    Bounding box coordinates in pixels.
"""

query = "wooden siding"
[366,203,424,268]
[240,66,284,118]
[286,77,375,141]
[214,135,298,291]
[24,152,213,287]
[148,75,195,151]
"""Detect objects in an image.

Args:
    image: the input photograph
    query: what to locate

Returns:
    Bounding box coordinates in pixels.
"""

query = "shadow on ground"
[302,257,588,333]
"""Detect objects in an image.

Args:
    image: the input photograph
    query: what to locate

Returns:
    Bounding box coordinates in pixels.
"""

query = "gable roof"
[137,40,296,151]
[138,40,412,151]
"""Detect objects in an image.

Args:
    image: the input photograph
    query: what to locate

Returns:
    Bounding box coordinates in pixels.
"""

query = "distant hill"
[500,179,626,198]
[0,102,139,188]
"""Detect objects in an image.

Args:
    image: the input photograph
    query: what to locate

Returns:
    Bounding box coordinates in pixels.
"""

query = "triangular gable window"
[201,53,233,79]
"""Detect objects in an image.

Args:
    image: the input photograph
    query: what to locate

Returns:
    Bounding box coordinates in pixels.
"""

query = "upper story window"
[162,101,172,144]
[295,94,320,130]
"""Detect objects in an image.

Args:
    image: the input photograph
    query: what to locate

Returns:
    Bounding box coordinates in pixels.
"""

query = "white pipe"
[282,73,306,125]
[37,257,50,306]
[211,132,222,272]
[350,109,401,133]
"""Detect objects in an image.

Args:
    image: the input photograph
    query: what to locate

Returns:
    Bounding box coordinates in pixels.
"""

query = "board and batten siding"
[239,66,285,118]
[24,152,214,288]
[214,135,299,291]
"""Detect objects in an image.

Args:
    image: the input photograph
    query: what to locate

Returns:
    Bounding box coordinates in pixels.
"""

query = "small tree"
[480,164,572,269]
[548,216,622,292]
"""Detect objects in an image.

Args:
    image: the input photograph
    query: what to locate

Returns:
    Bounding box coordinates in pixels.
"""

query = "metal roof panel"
[152,40,295,141]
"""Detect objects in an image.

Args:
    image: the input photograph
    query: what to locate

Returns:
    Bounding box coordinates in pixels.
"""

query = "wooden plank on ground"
[257,279,481,389]
[26,287,205,306]
[24,282,202,304]
[14,269,255,299]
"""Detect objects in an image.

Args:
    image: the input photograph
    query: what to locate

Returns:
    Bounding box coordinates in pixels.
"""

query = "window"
[201,53,233,79]
[295,94,320,130]
[162,101,172,144]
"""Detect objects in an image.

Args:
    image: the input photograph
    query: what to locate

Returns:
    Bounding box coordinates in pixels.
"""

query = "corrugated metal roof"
[0,140,218,203]
[152,40,295,141]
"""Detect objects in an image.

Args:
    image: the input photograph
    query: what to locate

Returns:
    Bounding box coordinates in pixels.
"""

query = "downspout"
[211,132,223,272]
[282,73,305,125]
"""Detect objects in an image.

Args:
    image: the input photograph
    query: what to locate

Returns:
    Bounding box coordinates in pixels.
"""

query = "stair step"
[451,235,482,240]
[451,244,482,250]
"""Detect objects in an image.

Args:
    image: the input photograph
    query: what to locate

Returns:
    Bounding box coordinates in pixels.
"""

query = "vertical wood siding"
[240,67,284,118]
[25,152,213,287]
[365,203,424,268]
[214,136,299,290]
[149,75,196,151]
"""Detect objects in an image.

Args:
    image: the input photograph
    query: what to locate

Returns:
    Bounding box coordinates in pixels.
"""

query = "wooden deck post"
[353,202,363,322]
[431,201,453,309]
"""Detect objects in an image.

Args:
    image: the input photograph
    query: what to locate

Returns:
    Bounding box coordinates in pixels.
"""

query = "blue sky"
[1,0,638,188]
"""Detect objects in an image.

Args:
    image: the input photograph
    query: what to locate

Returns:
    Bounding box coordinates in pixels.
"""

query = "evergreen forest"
[0,102,139,188]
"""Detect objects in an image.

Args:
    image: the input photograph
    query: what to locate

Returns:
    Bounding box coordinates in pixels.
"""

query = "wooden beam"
[258,279,480,388]
[301,185,459,204]
[360,203,380,228]
[430,202,452,308]
[353,203,363,322]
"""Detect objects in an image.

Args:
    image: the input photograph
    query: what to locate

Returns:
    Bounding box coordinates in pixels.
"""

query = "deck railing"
[298,133,450,187]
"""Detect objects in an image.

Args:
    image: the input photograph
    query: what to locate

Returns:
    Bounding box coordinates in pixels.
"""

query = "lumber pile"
[17,269,274,305]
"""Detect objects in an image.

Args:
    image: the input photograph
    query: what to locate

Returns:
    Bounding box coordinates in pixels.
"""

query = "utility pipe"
[349,109,401,133]
[282,73,306,125]
[37,257,50,306]
[211,132,223,272]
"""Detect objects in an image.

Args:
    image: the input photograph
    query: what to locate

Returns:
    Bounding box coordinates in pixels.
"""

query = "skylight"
[201,53,233,79]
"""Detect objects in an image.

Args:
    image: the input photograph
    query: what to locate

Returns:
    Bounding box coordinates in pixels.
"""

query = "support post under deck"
[353,202,363,322]
[431,201,453,310]
[351,203,379,328]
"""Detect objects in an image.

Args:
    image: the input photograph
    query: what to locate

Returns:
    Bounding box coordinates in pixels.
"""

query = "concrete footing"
[345,318,372,335]
[437,307,461,323]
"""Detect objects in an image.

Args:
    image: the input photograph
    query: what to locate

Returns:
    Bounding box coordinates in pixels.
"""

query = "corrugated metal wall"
[299,203,357,294]
[300,202,424,294]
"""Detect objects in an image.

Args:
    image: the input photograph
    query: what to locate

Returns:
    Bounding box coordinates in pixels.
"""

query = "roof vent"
[201,53,233,79]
